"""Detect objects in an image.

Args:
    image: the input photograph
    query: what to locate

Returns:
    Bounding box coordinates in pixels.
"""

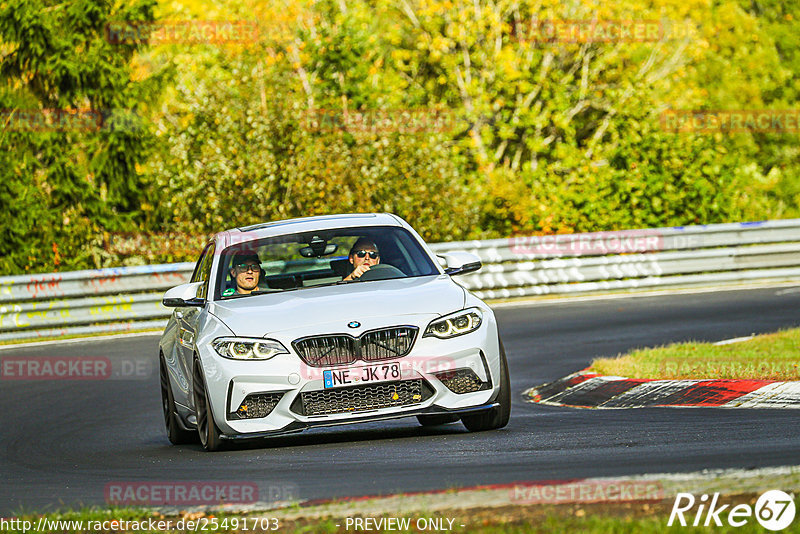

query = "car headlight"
[424,308,483,339]
[212,338,288,360]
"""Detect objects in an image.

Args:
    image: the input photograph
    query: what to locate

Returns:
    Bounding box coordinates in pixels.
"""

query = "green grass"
[589,328,800,380]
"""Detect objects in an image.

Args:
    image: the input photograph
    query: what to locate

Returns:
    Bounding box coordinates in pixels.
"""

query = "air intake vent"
[434,368,491,394]
[296,379,433,416]
[228,392,284,420]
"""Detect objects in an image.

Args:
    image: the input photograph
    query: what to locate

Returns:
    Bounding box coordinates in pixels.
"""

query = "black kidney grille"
[293,335,357,366]
[293,326,418,367]
[361,327,417,361]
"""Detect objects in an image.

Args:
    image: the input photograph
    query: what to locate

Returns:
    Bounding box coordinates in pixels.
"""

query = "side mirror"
[437,252,482,276]
[162,281,205,307]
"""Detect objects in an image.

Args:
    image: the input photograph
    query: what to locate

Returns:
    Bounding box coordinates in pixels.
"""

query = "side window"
[191,243,216,298]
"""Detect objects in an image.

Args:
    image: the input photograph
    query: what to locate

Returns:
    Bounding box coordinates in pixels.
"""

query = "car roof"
[215,213,407,249]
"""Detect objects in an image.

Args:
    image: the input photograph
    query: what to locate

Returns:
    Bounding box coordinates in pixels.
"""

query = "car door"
[177,242,215,403]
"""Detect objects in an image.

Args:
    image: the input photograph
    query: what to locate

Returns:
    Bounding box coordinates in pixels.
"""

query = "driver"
[343,238,380,281]
[223,250,261,296]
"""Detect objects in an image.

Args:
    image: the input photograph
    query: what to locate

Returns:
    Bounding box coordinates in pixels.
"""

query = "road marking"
[713,336,755,346]
[776,286,800,295]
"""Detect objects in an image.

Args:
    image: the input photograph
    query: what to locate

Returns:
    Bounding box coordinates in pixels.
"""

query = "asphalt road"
[2,286,799,513]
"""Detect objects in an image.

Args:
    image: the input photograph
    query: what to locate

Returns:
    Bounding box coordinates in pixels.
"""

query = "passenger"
[223,251,262,296]
[343,238,380,281]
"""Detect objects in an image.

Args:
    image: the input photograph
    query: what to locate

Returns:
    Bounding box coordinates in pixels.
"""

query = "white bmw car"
[159,213,510,451]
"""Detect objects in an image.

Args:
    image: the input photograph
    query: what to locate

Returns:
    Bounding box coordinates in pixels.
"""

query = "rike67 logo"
[668,490,796,530]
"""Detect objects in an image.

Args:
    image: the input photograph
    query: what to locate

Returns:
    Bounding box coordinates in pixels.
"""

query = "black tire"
[461,338,511,432]
[417,414,460,426]
[192,358,224,451]
[160,356,197,445]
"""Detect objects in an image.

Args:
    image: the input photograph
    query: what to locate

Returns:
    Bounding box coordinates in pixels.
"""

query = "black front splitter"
[219,402,500,441]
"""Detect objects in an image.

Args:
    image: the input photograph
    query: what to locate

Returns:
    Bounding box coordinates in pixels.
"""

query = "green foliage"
[143,44,477,247]
[1,0,799,273]
[0,0,158,274]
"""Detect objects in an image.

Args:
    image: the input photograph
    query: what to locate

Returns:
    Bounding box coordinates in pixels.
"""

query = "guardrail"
[2,219,799,341]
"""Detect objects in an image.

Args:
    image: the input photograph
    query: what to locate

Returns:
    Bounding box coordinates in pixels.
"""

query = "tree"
[0,0,158,274]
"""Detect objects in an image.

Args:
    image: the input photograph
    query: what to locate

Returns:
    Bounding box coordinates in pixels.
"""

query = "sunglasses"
[354,250,379,259]
[234,263,260,272]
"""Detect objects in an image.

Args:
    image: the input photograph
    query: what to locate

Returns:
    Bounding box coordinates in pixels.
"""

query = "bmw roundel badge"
[347,321,361,328]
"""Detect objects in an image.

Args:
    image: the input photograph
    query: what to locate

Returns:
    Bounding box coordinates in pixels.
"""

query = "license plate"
[323,362,401,388]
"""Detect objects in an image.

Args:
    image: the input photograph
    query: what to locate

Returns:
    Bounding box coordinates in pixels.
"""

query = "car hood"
[208,275,466,338]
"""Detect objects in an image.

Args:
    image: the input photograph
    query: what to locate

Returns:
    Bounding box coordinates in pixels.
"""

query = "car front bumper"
[197,313,502,437]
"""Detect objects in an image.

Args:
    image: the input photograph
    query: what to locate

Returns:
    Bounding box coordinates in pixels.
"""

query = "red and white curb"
[524,372,800,408]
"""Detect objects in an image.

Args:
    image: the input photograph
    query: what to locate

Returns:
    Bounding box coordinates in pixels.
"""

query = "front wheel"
[461,339,511,432]
[160,355,197,445]
[192,358,224,451]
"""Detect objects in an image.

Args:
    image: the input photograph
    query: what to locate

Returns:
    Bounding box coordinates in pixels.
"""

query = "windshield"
[214,226,440,299]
